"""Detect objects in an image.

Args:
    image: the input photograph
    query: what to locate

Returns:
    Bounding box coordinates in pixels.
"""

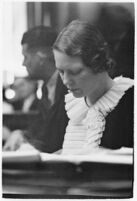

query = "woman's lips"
[69,88,79,92]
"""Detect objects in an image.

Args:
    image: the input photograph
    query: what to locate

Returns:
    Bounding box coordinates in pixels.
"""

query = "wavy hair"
[53,20,114,73]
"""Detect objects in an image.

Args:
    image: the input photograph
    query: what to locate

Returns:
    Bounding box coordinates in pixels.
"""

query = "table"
[2,150,133,199]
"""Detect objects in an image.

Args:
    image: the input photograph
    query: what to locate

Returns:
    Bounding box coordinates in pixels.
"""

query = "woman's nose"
[62,72,73,86]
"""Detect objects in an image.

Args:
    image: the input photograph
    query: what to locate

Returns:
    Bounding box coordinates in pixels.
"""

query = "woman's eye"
[70,69,83,75]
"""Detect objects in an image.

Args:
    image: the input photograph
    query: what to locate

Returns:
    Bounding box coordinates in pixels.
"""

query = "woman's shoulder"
[114,76,134,107]
[106,78,134,118]
[122,85,134,100]
[109,76,134,109]
[118,85,134,111]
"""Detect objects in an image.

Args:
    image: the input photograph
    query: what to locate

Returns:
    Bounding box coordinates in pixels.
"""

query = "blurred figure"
[113,23,134,78]
[10,77,39,112]
[3,126,11,147]
[3,101,14,114]
[3,87,14,113]
[95,4,134,77]
[3,26,68,152]
[3,88,14,146]
[3,77,39,147]
[96,4,133,55]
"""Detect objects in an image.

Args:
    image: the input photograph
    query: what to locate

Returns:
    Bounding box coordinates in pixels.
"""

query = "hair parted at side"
[21,26,57,50]
[53,20,114,73]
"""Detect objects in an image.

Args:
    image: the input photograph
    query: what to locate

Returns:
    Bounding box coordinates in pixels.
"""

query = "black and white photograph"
[1,0,135,199]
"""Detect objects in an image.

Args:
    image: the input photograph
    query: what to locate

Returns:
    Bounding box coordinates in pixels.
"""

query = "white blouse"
[61,76,134,155]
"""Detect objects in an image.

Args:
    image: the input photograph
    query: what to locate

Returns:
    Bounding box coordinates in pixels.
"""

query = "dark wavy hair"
[53,20,114,73]
[21,26,57,50]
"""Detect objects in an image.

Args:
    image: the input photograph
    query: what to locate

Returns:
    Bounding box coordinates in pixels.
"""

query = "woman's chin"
[71,90,83,98]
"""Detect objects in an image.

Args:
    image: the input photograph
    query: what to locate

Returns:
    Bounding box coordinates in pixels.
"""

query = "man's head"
[21,26,57,81]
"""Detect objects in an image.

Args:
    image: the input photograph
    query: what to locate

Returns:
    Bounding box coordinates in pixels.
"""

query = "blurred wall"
[26,2,134,78]
[26,2,134,31]
[2,2,134,86]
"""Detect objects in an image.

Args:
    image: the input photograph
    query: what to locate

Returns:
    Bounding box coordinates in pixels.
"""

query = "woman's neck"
[86,72,114,106]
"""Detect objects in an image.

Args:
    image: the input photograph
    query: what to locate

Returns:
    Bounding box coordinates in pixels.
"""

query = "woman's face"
[53,50,99,98]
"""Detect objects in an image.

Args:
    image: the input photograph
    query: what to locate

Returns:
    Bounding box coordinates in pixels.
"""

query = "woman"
[53,20,134,155]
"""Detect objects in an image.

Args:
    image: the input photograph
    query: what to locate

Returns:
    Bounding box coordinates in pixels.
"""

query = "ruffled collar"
[65,76,134,122]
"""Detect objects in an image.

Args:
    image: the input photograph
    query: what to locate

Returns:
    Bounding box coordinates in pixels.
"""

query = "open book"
[2,147,133,165]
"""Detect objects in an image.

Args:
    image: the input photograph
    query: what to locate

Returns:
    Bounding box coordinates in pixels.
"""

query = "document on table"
[2,150,40,162]
[2,147,133,165]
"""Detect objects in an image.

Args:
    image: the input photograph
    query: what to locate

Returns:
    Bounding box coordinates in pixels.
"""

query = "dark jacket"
[10,95,40,112]
[101,87,134,149]
[25,75,69,153]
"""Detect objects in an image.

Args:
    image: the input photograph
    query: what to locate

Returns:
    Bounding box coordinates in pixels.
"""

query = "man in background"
[3,26,68,152]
